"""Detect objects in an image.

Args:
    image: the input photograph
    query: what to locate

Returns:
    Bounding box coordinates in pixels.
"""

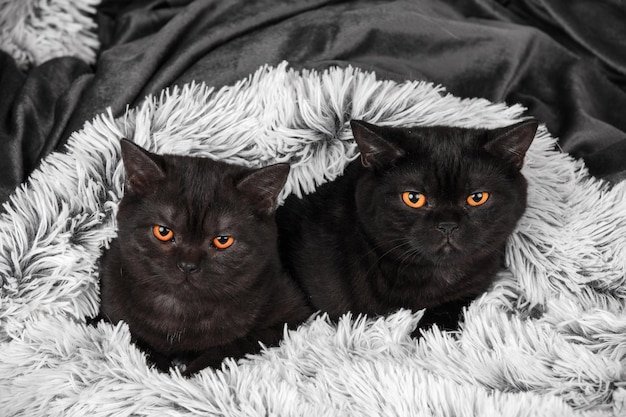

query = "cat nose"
[177,261,200,274]
[436,222,459,236]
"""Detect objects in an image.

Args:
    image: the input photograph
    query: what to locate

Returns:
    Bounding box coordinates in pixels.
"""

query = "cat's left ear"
[483,119,538,169]
[351,120,405,170]
[120,139,166,194]
[236,163,290,215]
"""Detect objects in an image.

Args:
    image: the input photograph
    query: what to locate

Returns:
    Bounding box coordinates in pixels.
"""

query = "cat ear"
[236,163,290,215]
[350,120,405,170]
[120,139,166,193]
[483,119,538,169]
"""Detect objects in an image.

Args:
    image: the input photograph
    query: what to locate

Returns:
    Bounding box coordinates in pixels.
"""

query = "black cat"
[99,139,312,375]
[277,119,537,329]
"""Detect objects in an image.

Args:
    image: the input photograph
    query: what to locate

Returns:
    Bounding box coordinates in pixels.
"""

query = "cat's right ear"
[350,120,405,170]
[236,163,290,216]
[120,139,166,194]
[483,120,538,170]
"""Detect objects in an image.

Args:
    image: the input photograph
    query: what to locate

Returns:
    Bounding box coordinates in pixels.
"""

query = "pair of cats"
[99,118,537,375]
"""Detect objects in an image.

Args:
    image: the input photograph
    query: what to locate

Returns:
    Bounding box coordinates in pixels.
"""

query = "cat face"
[351,120,537,266]
[116,140,290,303]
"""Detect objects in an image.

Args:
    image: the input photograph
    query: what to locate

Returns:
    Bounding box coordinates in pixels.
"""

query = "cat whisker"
[360,239,415,278]
[396,247,427,277]
[398,247,426,267]
[371,239,414,262]
[355,237,407,264]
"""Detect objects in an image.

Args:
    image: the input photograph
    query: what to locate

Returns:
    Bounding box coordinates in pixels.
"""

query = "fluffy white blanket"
[1,63,625,416]
[0,0,99,69]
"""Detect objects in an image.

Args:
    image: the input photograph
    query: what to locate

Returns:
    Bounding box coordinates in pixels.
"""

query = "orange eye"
[402,191,426,208]
[153,225,174,242]
[467,192,490,207]
[212,236,234,249]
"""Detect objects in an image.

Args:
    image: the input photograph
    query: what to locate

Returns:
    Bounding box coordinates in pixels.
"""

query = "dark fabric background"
[2,0,625,204]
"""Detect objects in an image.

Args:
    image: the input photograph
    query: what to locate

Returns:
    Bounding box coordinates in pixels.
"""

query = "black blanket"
[2,0,625,204]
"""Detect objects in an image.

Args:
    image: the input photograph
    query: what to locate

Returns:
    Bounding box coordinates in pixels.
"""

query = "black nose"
[177,261,199,274]
[436,222,459,236]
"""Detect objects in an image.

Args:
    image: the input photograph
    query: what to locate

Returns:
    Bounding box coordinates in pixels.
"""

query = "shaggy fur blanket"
[1,63,625,416]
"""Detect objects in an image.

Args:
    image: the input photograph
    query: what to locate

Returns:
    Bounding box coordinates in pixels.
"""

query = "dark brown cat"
[99,139,312,375]
[277,119,537,329]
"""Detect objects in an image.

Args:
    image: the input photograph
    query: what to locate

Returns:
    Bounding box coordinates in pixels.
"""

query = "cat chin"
[148,280,217,305]
[426,242,474,266]
[428,252,462,267]
[153,293,190,315]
